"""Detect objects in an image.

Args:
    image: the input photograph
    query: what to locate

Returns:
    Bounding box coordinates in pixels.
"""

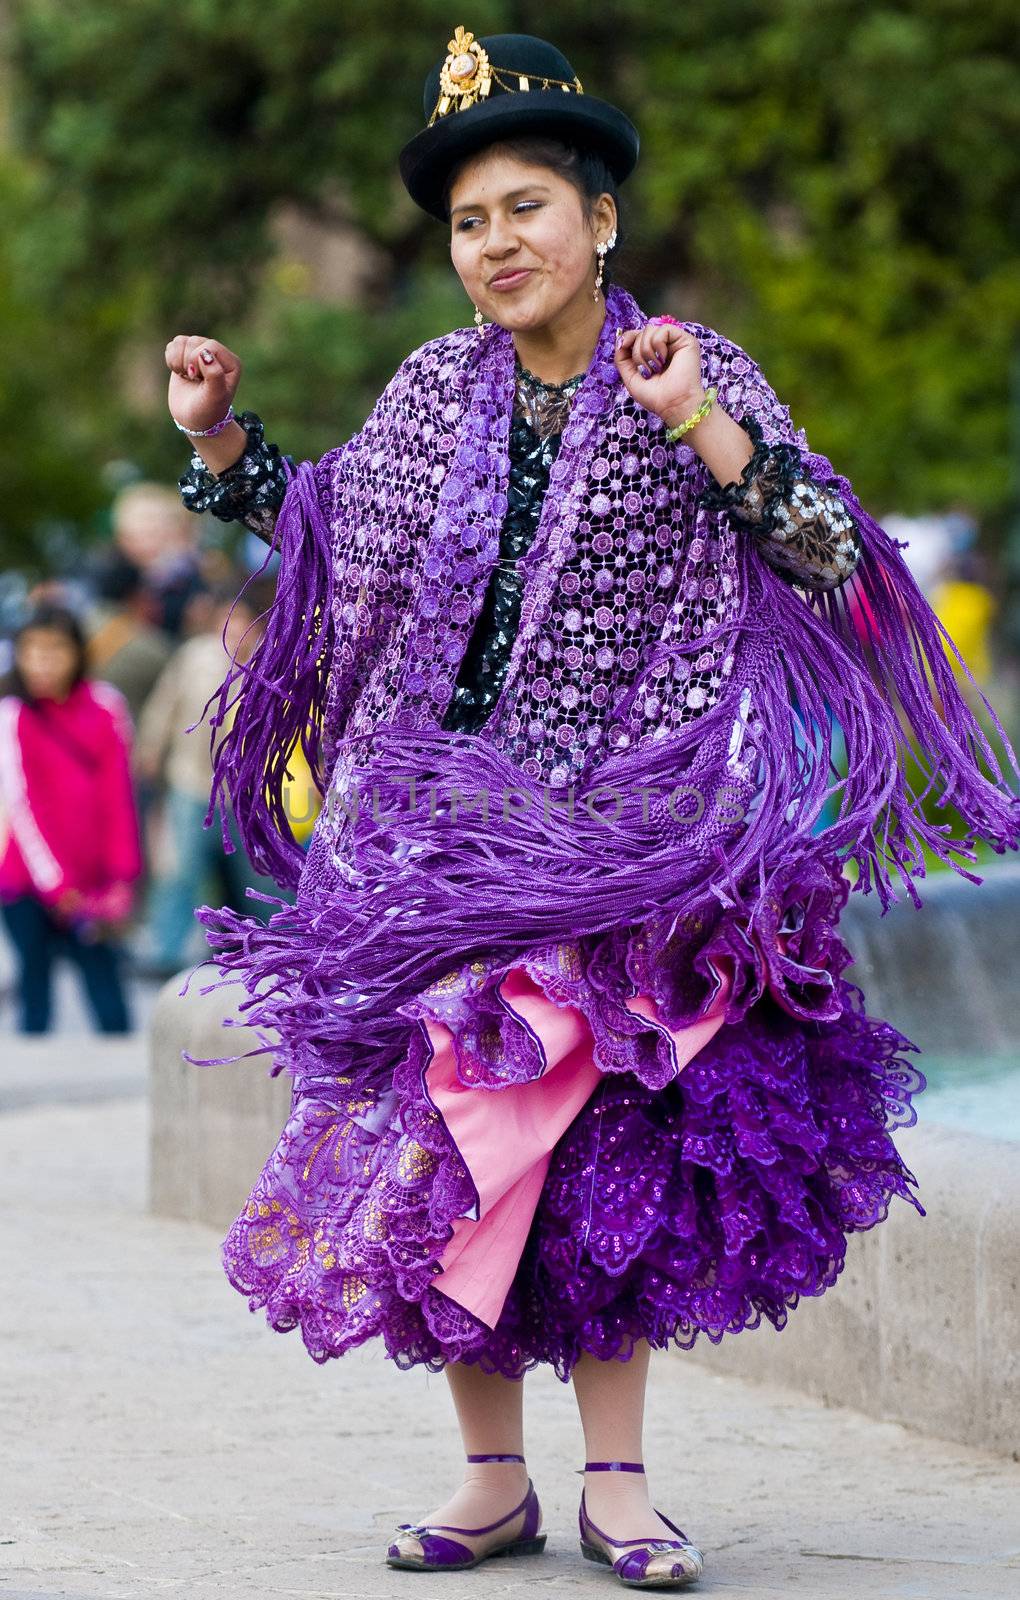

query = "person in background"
[0,604,142,1033]
[81,550,178,942]
[133,587,279,979]
[83,548,174,723]
[111,481,205,639]
[929,548,997,698]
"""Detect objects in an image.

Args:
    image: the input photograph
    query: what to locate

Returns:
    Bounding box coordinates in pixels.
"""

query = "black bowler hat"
[398,26,640,221]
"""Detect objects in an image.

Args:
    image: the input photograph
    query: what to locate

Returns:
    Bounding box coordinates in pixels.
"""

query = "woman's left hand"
[614,321,706,430]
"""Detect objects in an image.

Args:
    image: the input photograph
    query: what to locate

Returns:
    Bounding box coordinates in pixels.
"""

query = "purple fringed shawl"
[201,453,336,886]
[192,281,1020,1075]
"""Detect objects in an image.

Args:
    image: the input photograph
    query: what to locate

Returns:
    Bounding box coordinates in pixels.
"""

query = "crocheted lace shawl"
[194,282,1019,1080]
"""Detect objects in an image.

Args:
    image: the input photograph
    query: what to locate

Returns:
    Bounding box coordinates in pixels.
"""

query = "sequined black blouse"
[439,358,586,732]
[178,355,861,736]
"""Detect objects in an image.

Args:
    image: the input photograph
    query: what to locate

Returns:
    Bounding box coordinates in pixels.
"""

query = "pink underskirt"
[422,965,733,1329]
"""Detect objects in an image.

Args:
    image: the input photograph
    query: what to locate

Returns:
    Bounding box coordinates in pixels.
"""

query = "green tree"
[0,153,117,570]
[5,0,1019,572]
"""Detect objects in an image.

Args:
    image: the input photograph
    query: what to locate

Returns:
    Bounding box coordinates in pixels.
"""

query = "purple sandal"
[386,1452,546,1570]
[578,1461,704,1588]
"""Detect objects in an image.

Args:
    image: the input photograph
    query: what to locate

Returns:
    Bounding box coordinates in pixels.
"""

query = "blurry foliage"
[3,0,1019,574]
[0,156,119,569]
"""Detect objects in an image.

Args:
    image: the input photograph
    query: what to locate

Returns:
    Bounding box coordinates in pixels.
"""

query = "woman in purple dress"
[166,30,1018,1590]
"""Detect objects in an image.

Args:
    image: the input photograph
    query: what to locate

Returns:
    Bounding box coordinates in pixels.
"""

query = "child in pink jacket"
[0,604,143,1032]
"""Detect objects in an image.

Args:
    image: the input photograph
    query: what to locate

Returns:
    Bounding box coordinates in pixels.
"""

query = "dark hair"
[443,134,626,287]
[6,604,89,702]
[88,548,143,605]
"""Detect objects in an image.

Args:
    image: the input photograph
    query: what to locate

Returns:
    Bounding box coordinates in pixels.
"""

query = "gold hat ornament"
[429,25,583,126]
[399,27,639,221]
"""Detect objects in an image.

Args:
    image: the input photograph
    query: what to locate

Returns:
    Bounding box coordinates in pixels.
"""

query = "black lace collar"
[513,349,586,440]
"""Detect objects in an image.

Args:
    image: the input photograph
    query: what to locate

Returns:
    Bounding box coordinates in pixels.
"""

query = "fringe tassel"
[189,491,1020,1072]
[789,469,1020,908]
[188,698,836,1067]
[198,458,336,891]
[187,433,1019,1073]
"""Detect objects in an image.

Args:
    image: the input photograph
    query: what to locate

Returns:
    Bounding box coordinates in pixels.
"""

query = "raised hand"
[614,320,706,432]
[164,334,243,435]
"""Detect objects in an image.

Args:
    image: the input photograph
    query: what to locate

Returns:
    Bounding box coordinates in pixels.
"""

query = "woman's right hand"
[164,334,243,435]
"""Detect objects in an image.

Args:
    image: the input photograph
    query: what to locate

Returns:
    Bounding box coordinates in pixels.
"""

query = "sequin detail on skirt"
[219,972,925,1379]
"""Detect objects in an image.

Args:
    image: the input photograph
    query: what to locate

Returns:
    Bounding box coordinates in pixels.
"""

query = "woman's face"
[448,149,615,334]
[115,488,196,570]
[16,627,80,701]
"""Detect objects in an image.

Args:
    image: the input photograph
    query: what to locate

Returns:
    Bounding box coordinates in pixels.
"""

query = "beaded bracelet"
[172,403,237,438]
[664,386,717,443]
[644,316,716,441]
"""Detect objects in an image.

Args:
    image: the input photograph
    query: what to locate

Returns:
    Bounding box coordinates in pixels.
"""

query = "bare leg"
[389,1359,535,1561]
[571,1338,682,1541]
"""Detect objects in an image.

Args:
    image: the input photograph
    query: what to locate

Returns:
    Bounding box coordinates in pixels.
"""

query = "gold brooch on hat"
[432,26,492,123]
[428,24,585,127]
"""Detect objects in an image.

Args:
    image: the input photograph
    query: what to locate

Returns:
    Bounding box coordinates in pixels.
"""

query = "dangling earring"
[593,228,618,300]
[473,304,487,337]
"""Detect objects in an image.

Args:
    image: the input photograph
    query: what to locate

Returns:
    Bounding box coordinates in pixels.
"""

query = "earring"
[473,303,487,337]
[593,229,618,300]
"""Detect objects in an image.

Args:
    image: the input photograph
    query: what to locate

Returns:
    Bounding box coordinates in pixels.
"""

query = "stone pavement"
[2,1062,1019,1598]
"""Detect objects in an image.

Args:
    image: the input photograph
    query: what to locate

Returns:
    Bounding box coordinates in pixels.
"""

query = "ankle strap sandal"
[387,1452,546,1571]
[577,1460,704,1588]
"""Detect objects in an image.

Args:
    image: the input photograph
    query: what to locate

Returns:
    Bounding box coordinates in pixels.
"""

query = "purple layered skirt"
[219,947,926,1381]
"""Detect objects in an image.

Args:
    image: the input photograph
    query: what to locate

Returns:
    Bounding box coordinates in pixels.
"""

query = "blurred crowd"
[0,483,1012,1035]
[0,483,320,1035]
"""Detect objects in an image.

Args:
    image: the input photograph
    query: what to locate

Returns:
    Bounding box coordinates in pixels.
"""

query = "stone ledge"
[839,860,1020,1056]
[148,974,292,1233]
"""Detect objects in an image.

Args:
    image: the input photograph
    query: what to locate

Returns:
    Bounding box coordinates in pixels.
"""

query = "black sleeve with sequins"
[696,413,861,592]
[177,410,292,544]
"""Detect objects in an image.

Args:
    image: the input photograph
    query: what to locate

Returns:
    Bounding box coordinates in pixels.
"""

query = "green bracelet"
[664,385,717,443]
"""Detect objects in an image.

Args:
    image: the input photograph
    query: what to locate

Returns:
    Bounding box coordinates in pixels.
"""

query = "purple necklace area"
[402,283,643,730]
